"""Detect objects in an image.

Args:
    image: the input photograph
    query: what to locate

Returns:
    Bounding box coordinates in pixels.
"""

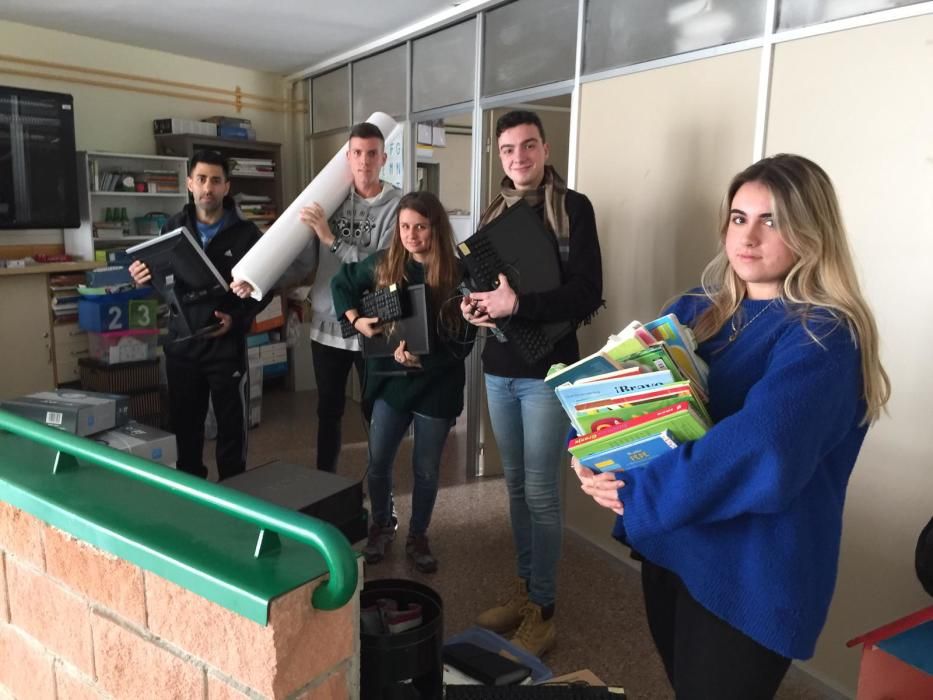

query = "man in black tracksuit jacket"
[129,150,265,480]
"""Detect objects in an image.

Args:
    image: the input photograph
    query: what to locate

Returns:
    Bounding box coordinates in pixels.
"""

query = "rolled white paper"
[231,111,398,300]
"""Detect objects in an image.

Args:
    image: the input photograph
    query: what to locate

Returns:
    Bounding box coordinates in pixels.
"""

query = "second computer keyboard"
[457,236,555,364]
[339,283,404,338]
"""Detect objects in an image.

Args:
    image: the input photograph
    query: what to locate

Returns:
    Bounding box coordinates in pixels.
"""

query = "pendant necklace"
[728,300,776,343]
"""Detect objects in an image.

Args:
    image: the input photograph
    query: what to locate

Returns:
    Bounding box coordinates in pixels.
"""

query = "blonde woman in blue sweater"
[575,154,890,698]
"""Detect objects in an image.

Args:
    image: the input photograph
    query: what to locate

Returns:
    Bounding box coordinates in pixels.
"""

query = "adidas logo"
[224,249,233,257]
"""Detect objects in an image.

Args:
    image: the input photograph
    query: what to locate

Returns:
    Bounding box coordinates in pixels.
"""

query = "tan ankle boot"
[475,578,529,634]
[510,602,556,658]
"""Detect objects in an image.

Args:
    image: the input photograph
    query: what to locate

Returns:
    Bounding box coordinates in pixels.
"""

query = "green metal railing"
[0,409,357,612]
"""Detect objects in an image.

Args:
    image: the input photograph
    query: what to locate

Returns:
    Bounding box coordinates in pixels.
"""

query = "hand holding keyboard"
[339,284,404,338]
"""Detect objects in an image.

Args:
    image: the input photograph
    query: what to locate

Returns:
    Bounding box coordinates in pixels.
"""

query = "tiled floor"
[207,383,837,699]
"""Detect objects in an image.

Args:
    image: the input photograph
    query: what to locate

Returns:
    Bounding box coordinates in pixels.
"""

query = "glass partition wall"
[303,0,933,478]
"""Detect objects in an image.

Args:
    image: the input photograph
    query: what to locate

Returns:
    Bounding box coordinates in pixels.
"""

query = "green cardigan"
[331,252,475,419]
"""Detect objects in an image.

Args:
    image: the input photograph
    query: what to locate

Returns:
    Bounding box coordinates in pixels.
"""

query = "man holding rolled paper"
[232,121,401,474]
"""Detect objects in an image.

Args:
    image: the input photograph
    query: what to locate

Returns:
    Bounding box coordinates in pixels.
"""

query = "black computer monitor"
[127,226,229,340]
[362,283,433,360]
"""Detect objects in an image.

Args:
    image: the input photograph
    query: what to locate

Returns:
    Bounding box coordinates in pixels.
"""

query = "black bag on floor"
[917,515,933,597]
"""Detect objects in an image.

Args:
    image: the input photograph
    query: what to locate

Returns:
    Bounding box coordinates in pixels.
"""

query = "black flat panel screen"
[0,85,79,229]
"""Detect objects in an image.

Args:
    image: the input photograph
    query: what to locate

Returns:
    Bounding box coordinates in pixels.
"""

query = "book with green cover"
[643,314,709,391]
[545,320,651,388]
[574,380,711,429]
[568,401,710,458]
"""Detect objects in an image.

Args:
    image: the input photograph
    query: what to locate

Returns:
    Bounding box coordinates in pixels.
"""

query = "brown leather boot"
[475,578,529,634]
[510,602,556,658]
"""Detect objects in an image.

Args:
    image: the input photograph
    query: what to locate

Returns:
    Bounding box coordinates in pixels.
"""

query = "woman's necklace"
[728,300,776,343]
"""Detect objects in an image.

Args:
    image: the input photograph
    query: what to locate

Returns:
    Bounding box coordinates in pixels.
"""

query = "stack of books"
[233,193,277,232]
[49,273,85,324]
[140,170,180,193]
[228,157,274,178]
[547,314,711,473]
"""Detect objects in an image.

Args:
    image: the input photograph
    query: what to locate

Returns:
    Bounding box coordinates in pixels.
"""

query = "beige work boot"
[510,602,556,658]
[475,578,529,634]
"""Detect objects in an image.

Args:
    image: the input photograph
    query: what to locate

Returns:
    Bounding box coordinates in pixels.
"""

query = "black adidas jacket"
[160,197,266,364]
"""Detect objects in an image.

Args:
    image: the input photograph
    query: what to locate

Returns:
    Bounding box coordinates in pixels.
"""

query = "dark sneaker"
[405,533,438,574]
[363,520,397,564]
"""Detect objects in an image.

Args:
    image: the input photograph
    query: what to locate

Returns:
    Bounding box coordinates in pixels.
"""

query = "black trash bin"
[361,578,444,700]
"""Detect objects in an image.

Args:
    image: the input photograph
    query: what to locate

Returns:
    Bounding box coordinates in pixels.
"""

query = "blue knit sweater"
[614,294,868,659]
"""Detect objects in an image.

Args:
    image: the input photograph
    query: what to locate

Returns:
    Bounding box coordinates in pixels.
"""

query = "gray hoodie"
[278,182,402,350]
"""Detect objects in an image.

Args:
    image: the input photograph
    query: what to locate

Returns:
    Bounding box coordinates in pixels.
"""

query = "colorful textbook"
[579,430,679,472]
[548,314,711,472]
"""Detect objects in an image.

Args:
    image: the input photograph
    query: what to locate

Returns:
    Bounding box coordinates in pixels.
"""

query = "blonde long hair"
[374,191,462,332]
[692,154,890,424]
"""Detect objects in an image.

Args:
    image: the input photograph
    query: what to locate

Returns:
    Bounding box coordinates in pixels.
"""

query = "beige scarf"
[479,165,570,240]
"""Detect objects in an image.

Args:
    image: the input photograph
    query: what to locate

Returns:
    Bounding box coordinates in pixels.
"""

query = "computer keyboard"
[457,235,520,295]
[339,284,404,338]
[445,684,625,699]
[457,236,555,365]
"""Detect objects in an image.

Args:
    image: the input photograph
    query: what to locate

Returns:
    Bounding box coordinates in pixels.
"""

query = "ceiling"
[0,0,482,75]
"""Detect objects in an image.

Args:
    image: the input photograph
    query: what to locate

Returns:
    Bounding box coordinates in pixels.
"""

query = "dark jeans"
[166,354,248,481]
[367,398,452,535]
[311,340,368,472]
[641,559,791,700]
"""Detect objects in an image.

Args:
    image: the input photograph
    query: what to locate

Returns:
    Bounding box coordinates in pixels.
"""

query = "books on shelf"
[228,157,275,178]
[89,166,180,193]
[549,313,711,473]
[203,116,252,129]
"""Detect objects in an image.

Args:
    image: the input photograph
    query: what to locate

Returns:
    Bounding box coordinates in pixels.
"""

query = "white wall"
[765,14,933,690]
[573,47,761,556]
[0,20,291,247]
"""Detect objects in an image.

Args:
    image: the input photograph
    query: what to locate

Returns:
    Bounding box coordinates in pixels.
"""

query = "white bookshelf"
[66,151,189,261]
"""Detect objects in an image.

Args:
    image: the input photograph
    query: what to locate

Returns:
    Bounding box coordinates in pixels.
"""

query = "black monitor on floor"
[127,226,229,340]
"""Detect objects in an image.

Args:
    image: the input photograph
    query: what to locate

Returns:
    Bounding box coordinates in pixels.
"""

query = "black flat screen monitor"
[127,227,229,340]
[0,85,79,229]
[363,283,433,359]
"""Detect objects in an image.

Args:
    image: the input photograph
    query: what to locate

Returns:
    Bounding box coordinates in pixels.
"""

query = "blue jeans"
[367,398,453,535]
[484,374,569,608]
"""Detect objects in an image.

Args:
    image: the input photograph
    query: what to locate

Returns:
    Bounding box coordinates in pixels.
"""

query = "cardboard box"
[1,389,129,436]
[152,118,216,137]
[259,342,287,365]
[93,420,176,467]
[251,295,284,333]
[249,398,262,428]
[248,359,263,397]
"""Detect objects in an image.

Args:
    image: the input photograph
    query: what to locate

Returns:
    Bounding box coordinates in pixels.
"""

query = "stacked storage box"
[248,349,263,428]
[78,286,159,365]
[0,389,176,468]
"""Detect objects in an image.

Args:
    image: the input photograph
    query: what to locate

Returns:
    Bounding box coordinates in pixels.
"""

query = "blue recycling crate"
[78,288,156,333]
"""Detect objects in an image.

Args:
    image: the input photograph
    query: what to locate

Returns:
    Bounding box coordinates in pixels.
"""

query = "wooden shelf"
[154,134,283,227]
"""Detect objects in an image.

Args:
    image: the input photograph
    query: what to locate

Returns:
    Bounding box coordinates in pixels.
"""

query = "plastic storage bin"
[78,287,155,332]
[88,329,159,365]
[133,212,168,236]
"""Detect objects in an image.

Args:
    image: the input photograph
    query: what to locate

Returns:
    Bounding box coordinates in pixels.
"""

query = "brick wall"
[0,501,361,700]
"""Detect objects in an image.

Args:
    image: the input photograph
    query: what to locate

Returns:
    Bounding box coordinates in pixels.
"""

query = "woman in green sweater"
[331,191,474,573]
